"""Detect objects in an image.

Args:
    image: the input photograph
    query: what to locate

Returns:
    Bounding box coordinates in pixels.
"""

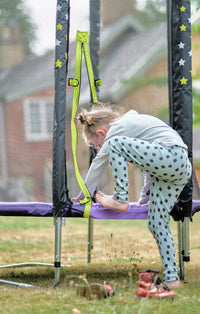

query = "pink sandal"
[136,270,174,300]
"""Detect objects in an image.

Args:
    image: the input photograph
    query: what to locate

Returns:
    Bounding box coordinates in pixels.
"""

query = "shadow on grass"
[0,262,142,288]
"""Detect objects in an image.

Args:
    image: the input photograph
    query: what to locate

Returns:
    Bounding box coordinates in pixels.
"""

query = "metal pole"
[87,217,94,263]
[177,221,185,281]
[52,217,62,287]
[182,217,190,262]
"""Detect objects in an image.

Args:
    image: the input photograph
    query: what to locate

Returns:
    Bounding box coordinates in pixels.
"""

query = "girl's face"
[91,128,107,150]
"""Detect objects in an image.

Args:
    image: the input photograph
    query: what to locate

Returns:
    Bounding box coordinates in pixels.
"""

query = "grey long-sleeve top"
[83,110,187,197]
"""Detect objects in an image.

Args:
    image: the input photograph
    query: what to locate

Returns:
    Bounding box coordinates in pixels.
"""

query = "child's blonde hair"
[76,102,121,145]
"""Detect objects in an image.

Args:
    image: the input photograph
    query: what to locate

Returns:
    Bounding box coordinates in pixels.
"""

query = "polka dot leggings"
[108,136,192,282]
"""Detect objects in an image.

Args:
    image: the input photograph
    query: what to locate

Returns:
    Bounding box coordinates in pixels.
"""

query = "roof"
[0,51,54,102]
[1,9,200,104]
[0,15,164,103]
[0,40,77,103]
[69,19,167,104]
[0,14,199,161]
[100,14,145,51]
[99,22,167,102]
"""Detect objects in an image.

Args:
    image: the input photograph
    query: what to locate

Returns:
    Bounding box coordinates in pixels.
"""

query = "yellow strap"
[70,30,99,218]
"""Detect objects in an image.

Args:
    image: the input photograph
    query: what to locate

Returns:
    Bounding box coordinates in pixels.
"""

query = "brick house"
[0,54,55,200]
[0,14,200,202]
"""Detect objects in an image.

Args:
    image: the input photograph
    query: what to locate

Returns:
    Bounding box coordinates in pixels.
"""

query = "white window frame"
[24,98,54,142]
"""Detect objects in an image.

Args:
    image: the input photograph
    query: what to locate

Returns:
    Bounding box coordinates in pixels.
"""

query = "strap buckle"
[94,79,101,92]
[95,79,101,87]
[68,78,79,87]
[79,197,91,205]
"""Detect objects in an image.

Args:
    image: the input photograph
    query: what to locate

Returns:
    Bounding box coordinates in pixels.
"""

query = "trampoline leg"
[182,217,190,263]
[87,217,94,263]
[177,218,190,281]
[177,221,185,281]
[52,217,62,288]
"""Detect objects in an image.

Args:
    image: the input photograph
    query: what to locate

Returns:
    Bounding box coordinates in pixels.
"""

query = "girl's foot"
[96,191,129,211]
[164,280,181,290]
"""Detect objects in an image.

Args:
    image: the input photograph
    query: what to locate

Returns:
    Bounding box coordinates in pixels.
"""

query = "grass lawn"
[0,212,200,313]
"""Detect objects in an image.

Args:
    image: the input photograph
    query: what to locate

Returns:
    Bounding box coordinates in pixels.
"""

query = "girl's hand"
[71,195,84,203]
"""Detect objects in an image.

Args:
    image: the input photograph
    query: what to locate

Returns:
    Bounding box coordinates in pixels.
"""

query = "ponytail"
[76,102,121,145]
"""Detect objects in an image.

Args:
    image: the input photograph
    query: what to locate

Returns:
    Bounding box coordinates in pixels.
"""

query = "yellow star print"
[180,24,186,31]
[65,34,68,40]
[57,23,63,30]
[65,53,68,59]
[180,77,188,85]
[55,59,62,68]
[180,6,186,12]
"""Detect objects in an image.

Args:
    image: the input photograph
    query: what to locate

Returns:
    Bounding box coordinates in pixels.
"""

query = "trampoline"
[0,200,200,288]
[0,201,200,219]
[1,0,200,288]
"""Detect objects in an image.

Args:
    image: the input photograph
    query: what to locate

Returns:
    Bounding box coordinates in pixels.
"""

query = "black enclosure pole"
[87,0,101,263]
[53,0,70,217]
[52,0,70,286]
[168,0,193,216]
[167,0,193,271]
[89,0,101,89]
[89,0,101,167]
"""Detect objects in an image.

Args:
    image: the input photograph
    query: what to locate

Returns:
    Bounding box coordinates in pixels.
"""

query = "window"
[24,98,54,141]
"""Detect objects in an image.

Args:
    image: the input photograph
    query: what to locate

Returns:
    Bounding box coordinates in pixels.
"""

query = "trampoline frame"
[0,201,199,287]
[0,0,197,288]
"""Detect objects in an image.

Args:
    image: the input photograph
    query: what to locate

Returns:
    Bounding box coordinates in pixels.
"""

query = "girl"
[72,103,192,289]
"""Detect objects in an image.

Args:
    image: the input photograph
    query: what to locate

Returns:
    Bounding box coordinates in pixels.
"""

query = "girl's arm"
[71,143,109,202]
[84,145,109,196]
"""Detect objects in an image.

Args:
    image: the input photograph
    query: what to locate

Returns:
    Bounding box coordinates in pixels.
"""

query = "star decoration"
[180,6,186,12]
[65,34,68,40]
[180,77,188,85]
[65,53,68,59]
[57,23,63,31]
[55,59,62,68]
[56,39,61,46]
[188,50,192,57]
[180,24,186,31]
[178,58,185,66]
[57,4,62,11]
[178,42,185,49]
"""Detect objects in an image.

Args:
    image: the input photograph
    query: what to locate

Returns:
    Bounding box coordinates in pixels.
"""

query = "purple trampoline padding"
[0,200,199,219]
